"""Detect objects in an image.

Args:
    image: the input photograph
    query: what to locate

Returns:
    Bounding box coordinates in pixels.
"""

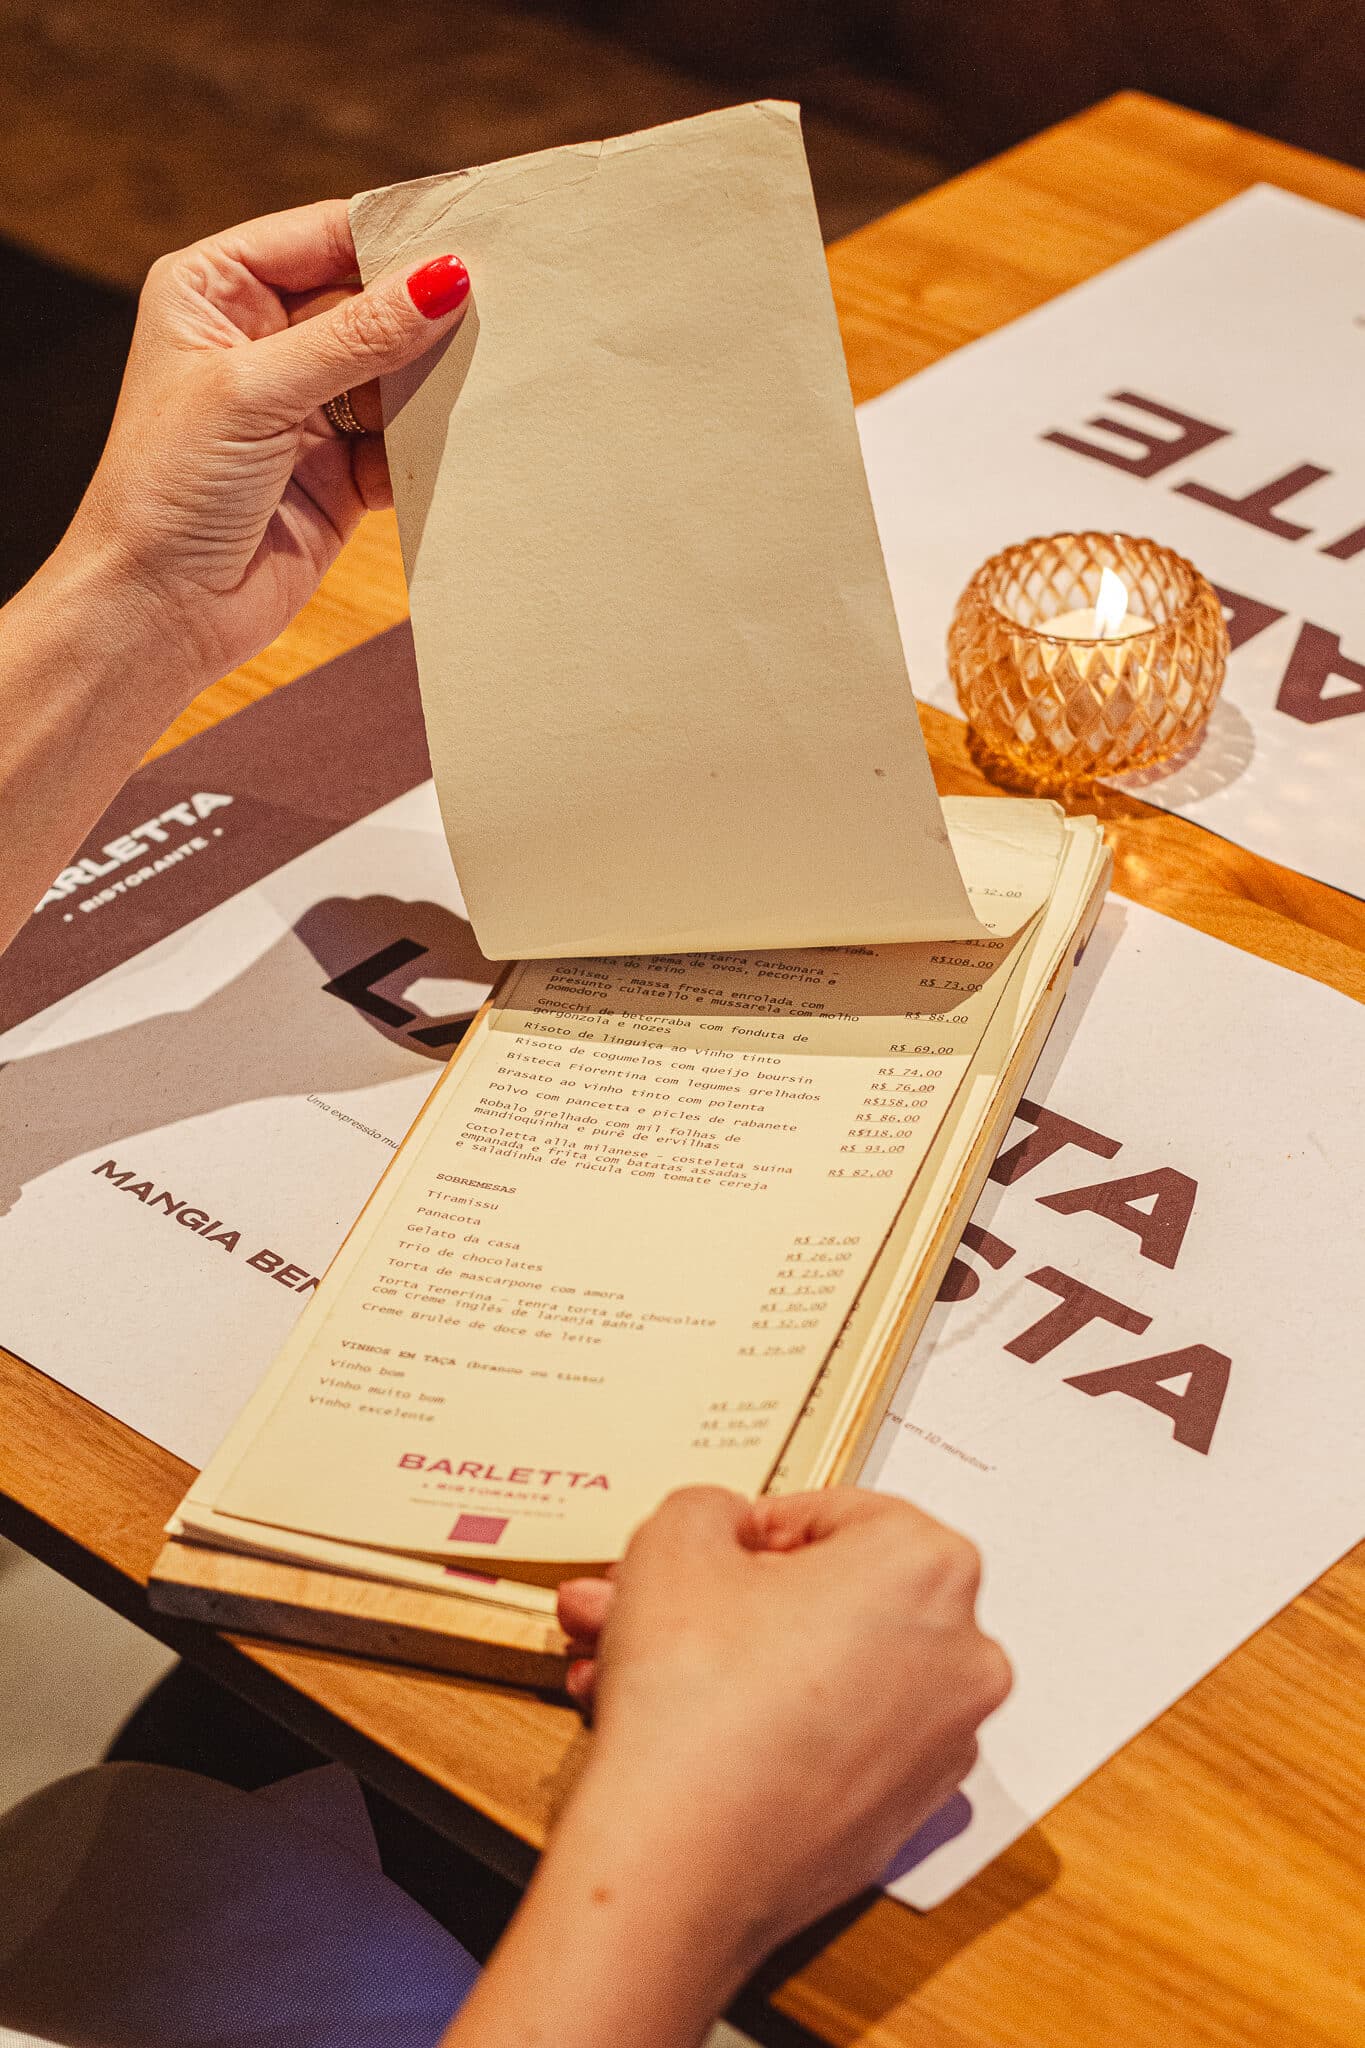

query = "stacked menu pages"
[151,104,1112,1680]
[154,804,1107,1679]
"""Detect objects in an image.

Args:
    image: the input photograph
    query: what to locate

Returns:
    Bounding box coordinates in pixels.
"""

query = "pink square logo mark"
[449,1512,508,1546]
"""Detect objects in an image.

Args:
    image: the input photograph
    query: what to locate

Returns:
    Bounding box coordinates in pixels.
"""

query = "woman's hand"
[0,200,469,953]
[444,1488,1008,2048]
[69,199,469,689]
[559,1487,1009,1953]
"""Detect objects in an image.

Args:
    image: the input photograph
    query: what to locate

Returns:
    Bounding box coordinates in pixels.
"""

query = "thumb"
[242,253,471,425]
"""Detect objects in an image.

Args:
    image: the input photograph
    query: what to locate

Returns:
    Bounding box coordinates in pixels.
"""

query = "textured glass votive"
[947,532,1229,795]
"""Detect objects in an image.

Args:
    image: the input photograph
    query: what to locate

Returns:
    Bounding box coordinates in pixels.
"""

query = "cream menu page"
[351,103,989,960]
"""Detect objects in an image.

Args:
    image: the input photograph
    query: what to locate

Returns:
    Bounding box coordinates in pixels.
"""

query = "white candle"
[1043,567,1153,688]
[1047,565,1153,641]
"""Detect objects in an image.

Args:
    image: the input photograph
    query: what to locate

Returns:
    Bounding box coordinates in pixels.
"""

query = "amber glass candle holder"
[947,532,1229,796]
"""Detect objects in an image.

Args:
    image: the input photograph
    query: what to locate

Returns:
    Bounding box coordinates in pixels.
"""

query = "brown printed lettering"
[989,1099,1121,1187]
[324,939,426,1028]
[1274,622,1365,724]
[1038,1166,1197,1269]
[1004,1266,1152,1362]
[937,1221,1015,1303]
[1176,461,1331,539]
[323,938,473,1051]
[1063,1343,1231,1454]
[1321,522,1365,561]
[1043,392,1231,478]
[1210,583,1288,653]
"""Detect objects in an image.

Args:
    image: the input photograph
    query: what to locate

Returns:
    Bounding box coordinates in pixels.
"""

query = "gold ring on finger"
[322,390,367,437]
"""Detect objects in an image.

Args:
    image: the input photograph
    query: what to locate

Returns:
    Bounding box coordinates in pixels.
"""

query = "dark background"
[3,0,1362,602]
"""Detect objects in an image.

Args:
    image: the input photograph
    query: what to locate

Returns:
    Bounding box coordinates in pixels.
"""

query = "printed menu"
[182,803,1114,1580]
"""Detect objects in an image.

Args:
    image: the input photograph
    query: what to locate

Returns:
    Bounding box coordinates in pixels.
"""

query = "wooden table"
[3,90,1362,2048]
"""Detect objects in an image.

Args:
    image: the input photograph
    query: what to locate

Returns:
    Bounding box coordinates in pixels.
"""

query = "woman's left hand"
[0,199,470,957]
[70,199,470,690]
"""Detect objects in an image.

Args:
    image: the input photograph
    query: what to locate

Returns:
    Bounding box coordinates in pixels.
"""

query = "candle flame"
[1094,566,1130,638]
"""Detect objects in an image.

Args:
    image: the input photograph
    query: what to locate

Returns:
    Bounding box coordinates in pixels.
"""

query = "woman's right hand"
[445,1488,1006,2048]
[558,1486,1010,1961]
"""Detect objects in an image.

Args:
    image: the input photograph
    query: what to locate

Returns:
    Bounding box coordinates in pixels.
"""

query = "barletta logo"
[449,1513,509,1546]
[35,793,233,913]
[399,1454,609,1488]
[0,622,433,1040]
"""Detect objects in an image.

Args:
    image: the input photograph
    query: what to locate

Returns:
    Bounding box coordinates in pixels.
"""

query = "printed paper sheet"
[872,899,1365,1905]
[0,629,488,1467]
[859,185,1365,897]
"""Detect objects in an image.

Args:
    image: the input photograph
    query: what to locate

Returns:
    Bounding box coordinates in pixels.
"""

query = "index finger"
[199,199,358,296]
[285,285,384,433]
[739,1488,912,1553]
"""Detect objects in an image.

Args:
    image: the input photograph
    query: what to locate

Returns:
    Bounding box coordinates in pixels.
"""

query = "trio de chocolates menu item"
[349,103,991,961]
[167,802,1110,1607]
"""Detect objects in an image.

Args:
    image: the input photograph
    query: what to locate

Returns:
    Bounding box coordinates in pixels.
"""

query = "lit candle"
[1043,566,1153,689]
[948,534,1227,792]
[1047,566,1152,645]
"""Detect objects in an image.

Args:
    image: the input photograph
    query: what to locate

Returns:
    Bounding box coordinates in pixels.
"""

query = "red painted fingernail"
[406,254,471,320]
